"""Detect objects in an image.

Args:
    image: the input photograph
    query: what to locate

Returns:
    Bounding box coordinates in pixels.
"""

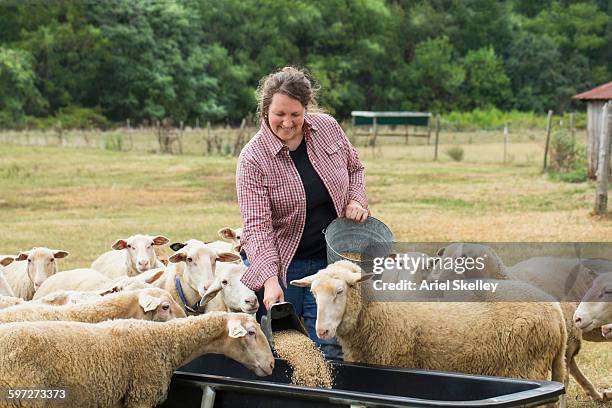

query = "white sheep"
[574,272,612,332]
[429,243,608,401]
[0,312,274,408]
[291,261,567,386]
[0,295,23,309]
[200,262,258,314]
[33,267,164,299]
[91,234,169,278]
[165,239,241,312]
[602,323,612,339]
[0,255,15,296]
[2,247,69,300]
[33,290,104,306]
[0,287,186,323]
[217,226,243,252]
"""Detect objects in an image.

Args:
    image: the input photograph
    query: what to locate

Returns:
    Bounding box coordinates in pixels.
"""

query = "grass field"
[0,139,610,406]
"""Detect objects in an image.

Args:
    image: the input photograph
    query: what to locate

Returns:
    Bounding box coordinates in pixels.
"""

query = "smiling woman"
[236,66,370,358]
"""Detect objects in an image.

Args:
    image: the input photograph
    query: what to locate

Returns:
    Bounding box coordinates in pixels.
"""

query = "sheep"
[37,241,241,315]
[91,234,169,278]
[33,267,164,299]
[574,272,612,332]
[0,287,186,323]
[428,243,609,401]
[0,255,15,297]
[33,290,104,306]
[0,312,274,408]
[165,239,241,312]
[217,226,243,253]
[603,323,612,339]
[2,247,69,300]
[0,296,23,309]
[199,262,259,314]
[291,261,567,386]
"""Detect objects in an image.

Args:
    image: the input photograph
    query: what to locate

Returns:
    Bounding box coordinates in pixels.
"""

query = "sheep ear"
[334,260,362,274]
[436,246,446,257]
[227,318,247,338]
[139,293,161,312]
[144,269,165,284]
[53,250,69,259]
[351,273,374,285]
[152,236,169,246]
[218,228,237,242]
[170,242,186,252]
[16,251,29,261]
[112,239,128,250]
[0,256,14,267]
[200,280,223,307]
[216,252,241,263]
[290,274,317,287]
[169,252,187,263]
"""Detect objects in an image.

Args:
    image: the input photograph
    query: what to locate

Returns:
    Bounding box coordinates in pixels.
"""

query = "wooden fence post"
[542,110,553,171]
[205,121,212,155]
[503,122,509,163]
[179,120,184,154]
[594,103,611,215]
[232,118,247,156]
[433,114,440,161]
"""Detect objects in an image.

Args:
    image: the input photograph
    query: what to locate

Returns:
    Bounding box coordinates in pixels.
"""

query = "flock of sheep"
[0,228,277,408]
[289,244,612,407]
[1,230,611,408]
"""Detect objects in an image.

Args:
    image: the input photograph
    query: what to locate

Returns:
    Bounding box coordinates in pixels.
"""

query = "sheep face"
[602,323,612,339]
[574,272,612,331]
[169,240,241,297]
[291,260,366,341]
[201,264,258,313]
[112,234,169,274]
[16,247,69,290]
[427,243,500,282]
[135,288,187,321]
[223,314,274,377]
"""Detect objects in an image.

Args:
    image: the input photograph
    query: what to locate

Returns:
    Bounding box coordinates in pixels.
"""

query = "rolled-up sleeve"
[336,121,368,209]
[236,155,280,291]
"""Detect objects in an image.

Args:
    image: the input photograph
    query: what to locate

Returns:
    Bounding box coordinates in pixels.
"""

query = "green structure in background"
[351,111,432,146]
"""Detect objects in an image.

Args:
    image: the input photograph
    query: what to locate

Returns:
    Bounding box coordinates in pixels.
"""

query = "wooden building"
[573,82,612,179]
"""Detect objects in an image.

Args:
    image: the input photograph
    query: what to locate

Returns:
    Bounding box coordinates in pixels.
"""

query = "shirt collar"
[260,115,318,156]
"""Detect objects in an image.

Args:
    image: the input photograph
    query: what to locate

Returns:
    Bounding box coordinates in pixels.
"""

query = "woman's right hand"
[263,276,284,310]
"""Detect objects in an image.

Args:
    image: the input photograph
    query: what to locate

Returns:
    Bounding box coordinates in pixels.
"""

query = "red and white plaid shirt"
[236,113,368,290]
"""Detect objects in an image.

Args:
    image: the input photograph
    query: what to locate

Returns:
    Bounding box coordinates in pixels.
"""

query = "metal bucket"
[324,217,394,267]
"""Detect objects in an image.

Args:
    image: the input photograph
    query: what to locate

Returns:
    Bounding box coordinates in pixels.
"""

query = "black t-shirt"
[289,137,337,259]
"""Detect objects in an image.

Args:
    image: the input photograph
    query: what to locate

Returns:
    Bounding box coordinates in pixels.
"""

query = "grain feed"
[272,329,334,388]
[340,252,362,262]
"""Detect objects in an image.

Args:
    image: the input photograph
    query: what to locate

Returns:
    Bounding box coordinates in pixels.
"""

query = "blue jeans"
[245,255,343,359]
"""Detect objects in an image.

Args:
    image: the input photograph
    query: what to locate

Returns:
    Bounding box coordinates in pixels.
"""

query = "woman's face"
[267,93,305,145]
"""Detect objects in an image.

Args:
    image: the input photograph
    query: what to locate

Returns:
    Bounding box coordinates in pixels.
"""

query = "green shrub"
[446,145,464,161]
[547,130,587,183]
[105,133,123,151]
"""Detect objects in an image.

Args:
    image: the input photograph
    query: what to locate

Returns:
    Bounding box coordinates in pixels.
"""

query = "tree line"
[0,0,610,128]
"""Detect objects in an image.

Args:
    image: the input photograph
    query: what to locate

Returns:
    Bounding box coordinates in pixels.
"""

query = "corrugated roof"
[573,82,612,100]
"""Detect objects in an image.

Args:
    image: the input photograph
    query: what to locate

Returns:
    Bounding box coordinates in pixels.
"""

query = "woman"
[236,66,369,358]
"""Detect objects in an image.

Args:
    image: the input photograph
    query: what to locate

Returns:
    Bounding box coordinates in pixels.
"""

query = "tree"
[461,47,512,110]
[0,47,46,125]
[400,36,465,111]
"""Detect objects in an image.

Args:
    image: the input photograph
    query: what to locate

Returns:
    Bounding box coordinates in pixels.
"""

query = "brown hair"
[256,66,322,124]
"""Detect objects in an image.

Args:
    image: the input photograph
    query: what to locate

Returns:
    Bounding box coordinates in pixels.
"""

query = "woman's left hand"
[344,200,369,223]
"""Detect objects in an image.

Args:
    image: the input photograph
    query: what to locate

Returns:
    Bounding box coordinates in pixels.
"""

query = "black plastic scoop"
[260,302,308,350]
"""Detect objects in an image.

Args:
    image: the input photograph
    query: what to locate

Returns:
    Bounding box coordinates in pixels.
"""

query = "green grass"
[1,140,611,407]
